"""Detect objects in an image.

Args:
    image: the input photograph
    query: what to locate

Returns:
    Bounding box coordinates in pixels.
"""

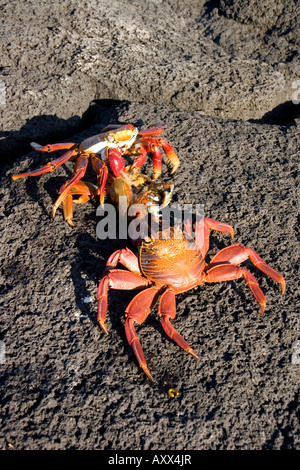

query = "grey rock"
[1,0,299,451]
[1,0,299,168]
[1,100,299,449]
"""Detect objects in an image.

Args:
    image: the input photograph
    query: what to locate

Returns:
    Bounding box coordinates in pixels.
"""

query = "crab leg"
[125,287,159,380]
[101,123,136,133]
[60,181,99,226]
[158,289,199,358]
[90,155,108,206]
[104,247,142,275]
[12,148,77,180]
[194,218,234,257]
[151,145,164,180]
[70,181,99,204]
[97,269,150,334]
[97,248,147,334]
[30,142,76,152]
[103,123,164,137]
[204,263,268,314]
[132,141,163,180]
[208,243,286,295]
[51,154,88,219]
[129,145,148,171]
[137,123,164,137]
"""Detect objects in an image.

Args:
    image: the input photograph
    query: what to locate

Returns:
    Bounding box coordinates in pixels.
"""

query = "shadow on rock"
[0,114,81,173]
[70,229,133,328]
[0,99,134,173]
[249,100,300,126]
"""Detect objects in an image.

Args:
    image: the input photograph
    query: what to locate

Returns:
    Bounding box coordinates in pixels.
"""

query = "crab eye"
[144,236,151,244]
[106,134,115,142]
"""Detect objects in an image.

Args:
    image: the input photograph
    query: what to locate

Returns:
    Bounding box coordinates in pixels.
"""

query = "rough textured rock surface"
[1,0,299,167]
[0,0,299,451]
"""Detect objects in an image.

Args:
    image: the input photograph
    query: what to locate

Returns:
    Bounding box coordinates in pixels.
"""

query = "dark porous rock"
[0,0,299,451]
[1,0,299,167]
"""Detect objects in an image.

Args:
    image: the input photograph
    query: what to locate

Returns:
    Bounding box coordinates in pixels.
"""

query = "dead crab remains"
[12,123,179,225]
[97,218,286,380]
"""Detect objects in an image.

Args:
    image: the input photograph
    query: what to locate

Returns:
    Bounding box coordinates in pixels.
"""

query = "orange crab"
[12,123,179,223]
[97,218,286,380]
[57,167,174,226]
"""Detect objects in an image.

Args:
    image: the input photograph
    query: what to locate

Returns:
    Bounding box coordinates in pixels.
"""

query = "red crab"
[12,123,179,222]
[97,218,286,380]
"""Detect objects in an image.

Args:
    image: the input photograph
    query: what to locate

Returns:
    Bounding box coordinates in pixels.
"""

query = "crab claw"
[158,138,180,174]
[107,148,126,178]
[138,137,180,177]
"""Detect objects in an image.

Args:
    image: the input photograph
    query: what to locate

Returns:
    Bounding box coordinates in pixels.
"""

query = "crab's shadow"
[69,226,164,382]
[2,99,134,173]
